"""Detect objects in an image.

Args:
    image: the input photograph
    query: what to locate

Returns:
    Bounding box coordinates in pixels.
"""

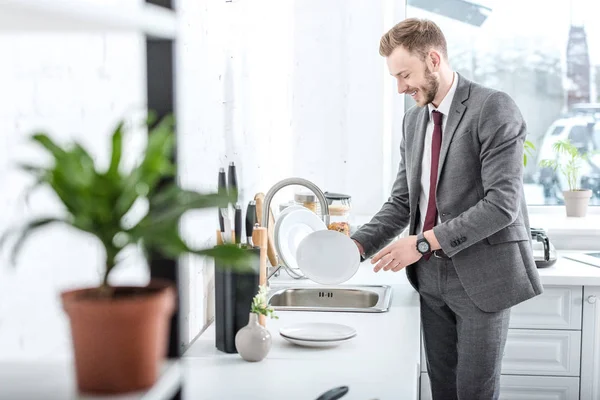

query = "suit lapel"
[437,75,470,183]
[409,106,429,227]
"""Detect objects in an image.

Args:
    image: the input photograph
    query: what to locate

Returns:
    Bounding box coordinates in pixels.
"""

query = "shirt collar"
[428,71,458,122]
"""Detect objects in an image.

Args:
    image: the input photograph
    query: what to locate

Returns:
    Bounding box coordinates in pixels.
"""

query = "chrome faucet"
[262,177,330,281]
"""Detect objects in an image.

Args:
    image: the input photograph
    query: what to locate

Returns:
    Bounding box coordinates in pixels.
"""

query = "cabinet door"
[420,373,579,400]
[510,286,582,330]
[581,286,600,400]
[502,330,581,376]
[500,375,579,400]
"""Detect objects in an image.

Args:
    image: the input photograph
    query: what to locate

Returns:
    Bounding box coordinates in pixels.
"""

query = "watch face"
[418,241,429,253]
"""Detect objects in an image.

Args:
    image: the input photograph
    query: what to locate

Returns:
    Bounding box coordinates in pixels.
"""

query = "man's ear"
[428,50,442,72]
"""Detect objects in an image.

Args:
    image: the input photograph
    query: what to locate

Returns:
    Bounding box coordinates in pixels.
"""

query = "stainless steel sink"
[267,285,393,313]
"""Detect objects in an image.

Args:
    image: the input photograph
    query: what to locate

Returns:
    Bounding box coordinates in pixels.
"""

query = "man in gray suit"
[351,18,543,400]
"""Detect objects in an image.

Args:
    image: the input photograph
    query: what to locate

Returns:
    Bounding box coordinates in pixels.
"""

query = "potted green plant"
[0,113,253,394]
[539,139,593,217]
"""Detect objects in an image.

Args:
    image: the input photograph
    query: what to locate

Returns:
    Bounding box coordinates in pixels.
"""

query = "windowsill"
[527,206,600,235]
[351,206,600,249]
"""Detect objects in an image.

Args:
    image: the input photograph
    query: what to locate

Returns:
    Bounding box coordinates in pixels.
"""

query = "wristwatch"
[416,233,431,255]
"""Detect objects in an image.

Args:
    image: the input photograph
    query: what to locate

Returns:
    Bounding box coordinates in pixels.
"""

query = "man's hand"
[371,236,422,273]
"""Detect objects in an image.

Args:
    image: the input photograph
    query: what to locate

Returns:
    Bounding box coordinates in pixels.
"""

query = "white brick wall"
[0,32,147,360]
[0,0,400,359]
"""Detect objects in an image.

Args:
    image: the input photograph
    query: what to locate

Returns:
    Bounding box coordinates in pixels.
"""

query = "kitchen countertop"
[3,252,600,399]
[182,253,600,399]
[268,251,600,288]
[536,252,600,286]
[183,278,421,400]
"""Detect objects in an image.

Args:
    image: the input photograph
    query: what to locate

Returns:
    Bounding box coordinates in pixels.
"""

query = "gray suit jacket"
[351,74,543,312]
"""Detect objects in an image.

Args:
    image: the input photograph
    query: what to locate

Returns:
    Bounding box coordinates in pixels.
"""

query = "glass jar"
[294,191,318,214]
[324,192,351,236]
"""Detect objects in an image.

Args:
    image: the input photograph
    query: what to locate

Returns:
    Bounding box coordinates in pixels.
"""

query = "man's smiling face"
[386,45,439,107]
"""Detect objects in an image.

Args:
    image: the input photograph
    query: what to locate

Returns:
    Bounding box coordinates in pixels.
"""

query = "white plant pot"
[563,190,593,217]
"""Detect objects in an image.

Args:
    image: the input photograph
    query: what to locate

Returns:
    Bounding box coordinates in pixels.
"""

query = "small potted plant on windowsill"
[0,113,253,394]
[540,139,593,217]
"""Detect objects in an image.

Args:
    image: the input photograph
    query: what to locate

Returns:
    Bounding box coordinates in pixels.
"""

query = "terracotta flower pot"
[61,279,176,394]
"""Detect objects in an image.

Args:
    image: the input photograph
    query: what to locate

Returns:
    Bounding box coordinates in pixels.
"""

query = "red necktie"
[423,110,443,260]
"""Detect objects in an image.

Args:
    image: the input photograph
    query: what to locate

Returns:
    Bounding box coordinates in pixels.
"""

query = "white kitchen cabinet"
[509,286,582,330]
[420,285,597,399]
[420,373,579,400]
[502,330,581,376]
[419,373,431,400]
[499,375,580,400]
[580,287,600,400]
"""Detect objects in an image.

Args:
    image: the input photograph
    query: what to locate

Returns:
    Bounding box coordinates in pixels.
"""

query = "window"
[406,0,600,206]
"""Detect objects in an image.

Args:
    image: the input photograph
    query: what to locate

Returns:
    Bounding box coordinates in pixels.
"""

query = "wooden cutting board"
[254,192,277,267]
[251,226,268,327]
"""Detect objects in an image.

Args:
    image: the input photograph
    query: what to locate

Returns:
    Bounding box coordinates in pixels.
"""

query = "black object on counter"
[218,168,227,234]
[214,247,260,354]
[245,200,256,246]
[531,228,557,268]
[234,204,242,245]
[315,386,349,400]
[227,162,238,202]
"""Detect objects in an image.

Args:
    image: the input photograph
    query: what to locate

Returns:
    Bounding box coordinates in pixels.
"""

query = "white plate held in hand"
[295,229,360,285]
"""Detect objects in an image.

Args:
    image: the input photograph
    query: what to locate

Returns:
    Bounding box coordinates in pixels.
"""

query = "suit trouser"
[416,254,510,400]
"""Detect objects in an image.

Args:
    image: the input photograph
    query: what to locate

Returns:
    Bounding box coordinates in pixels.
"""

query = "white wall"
[0,32,147,360]
[178,0,402,345]
[291,0,386,215]
[0,0,401,358]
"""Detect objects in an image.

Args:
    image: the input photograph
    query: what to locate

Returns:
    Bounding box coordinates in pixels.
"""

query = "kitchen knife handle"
[227,162,238,202]
[218,168,227,233]
[234,204,242,245]
[245,200,256,245]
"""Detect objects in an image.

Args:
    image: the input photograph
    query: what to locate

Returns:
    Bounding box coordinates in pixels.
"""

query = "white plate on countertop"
[274,207,327,271]
[279,322,356,341]
[279,335,356,348]
[295,229,360,285]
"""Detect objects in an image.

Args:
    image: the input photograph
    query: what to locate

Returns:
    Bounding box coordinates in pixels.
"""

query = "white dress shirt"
[417,72,458,234]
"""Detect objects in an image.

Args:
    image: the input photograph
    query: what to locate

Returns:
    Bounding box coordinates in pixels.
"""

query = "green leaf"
[11,112,235,285]
[107,121,124,178]
[1,217,69,265]
[523,140,536,167]
[195,244,258,273]
[148,189,235,223]
[31,133,66,160]
[542,139,591,191]
[18,163,46,176]
[539,159,557,170]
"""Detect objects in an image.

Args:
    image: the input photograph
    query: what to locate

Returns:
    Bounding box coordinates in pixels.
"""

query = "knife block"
[214,246,260,354]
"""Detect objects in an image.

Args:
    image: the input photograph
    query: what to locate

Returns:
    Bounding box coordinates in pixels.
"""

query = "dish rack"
[262,177,330,280]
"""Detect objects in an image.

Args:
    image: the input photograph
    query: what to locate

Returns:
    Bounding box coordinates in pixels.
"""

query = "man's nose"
[397,80,408,94]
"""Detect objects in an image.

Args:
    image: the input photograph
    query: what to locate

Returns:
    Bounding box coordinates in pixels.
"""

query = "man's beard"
[421,66,439,106]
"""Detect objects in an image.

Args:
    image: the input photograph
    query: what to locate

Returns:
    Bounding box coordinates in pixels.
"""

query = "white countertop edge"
[0,360,182,400]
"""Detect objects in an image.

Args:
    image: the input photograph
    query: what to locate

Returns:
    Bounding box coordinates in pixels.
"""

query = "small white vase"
[235,313,271,362]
